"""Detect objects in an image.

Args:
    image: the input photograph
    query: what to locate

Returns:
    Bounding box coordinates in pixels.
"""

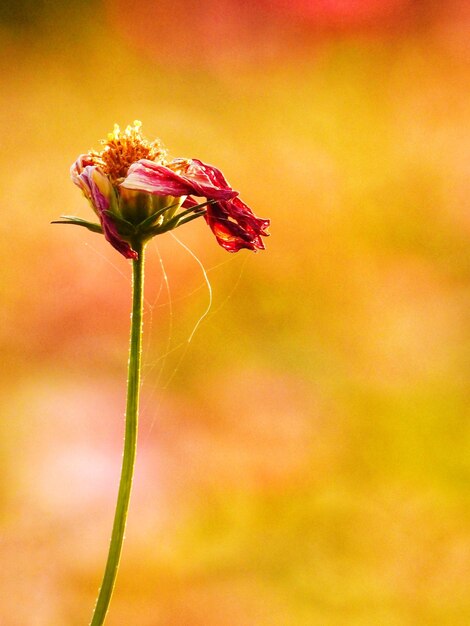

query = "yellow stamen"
[89,121,167,183]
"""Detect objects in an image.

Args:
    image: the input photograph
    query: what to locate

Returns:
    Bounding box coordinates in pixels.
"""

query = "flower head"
[57,122,270,258]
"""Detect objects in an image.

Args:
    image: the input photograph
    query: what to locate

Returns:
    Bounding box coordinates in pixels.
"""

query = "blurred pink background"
[0,1,469,624]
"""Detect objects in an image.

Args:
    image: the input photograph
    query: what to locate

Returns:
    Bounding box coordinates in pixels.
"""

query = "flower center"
[88,121,167,183]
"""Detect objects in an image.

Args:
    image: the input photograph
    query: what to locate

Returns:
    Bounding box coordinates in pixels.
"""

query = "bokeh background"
[0,1,469,624]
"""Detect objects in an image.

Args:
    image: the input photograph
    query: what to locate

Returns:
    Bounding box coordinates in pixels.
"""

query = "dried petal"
[74,163,137,259]
[205,197,270,252]
[121,158,238,201]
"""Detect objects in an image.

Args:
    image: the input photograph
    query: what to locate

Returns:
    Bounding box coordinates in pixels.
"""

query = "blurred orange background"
[0,1,469,624]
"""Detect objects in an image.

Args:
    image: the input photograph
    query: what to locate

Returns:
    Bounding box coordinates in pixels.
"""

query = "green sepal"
[156,212,192,234]
[172,210,208,230]
[51,216,103,234]
[103,211,136,236]
[152,209,206,236]
[183,198,217,213]
[159,199,215,232]
[134,202,180,232]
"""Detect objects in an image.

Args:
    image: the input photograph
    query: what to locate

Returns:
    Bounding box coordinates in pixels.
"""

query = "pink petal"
[186,158,233,190]
[121,158,238,201]
[205,197,270,253]
[75,165,137,260]
[70,154,95,199]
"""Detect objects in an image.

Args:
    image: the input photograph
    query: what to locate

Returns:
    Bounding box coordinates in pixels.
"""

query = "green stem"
[90,241,145,626]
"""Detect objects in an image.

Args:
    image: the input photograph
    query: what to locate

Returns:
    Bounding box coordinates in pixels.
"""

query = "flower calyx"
[53,198,215,250]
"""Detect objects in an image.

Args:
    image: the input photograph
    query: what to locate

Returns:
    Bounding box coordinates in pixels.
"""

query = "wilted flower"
[57,121,269,258]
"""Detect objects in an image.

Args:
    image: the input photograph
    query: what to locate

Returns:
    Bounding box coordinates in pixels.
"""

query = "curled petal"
[70,154,96,199]
[181,158,233,191]
[71,154,94,178]
[121,158,238,201]
[75,165,137,260]
[205,197,270,252]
